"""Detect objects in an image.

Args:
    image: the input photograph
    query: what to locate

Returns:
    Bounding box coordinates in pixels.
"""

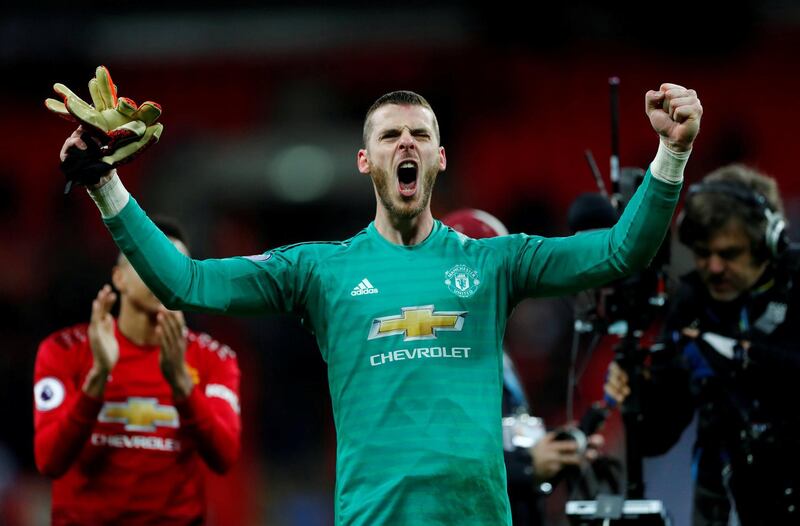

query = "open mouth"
[397,160,418,197]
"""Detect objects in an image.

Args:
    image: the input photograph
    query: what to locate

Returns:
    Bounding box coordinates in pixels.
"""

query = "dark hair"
[117,215,189,266]
[362,90,439,146]
[151,215,190,249]
[678,163,784,261]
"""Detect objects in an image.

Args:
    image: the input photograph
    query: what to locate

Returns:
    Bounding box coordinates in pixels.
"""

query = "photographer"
[502,351,606,526]
[605,164,800,525]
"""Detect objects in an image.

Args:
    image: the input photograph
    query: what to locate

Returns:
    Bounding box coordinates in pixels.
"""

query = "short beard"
[371,165,439,220]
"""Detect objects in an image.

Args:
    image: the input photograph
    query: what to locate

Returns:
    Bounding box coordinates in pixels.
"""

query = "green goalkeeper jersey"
[105,170,680,525]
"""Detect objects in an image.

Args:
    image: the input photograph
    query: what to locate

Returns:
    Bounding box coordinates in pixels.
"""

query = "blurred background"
[2,2,800,524]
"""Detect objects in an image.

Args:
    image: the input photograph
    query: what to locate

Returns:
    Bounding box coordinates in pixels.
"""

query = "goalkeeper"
[49,66,702,525]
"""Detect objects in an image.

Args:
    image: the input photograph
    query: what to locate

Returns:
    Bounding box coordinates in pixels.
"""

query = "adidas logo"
[351,278,379,296]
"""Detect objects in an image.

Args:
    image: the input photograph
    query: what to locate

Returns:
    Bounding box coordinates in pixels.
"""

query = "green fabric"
[105,169,680,525]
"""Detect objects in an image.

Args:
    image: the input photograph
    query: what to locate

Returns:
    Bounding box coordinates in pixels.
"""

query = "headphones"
[683,181,789,259]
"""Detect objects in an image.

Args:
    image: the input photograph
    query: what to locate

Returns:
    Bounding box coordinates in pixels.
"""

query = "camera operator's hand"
[681,328,751,364]
[531,432,582,480]
[584,433,605,462]
[604,361,631,405]
[646,83,702,152]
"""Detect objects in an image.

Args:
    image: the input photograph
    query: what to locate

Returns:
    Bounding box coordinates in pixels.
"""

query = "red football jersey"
[33,322,241,526]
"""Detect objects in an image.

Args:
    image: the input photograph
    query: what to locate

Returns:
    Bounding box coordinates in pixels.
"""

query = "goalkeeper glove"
[46,66,164,192]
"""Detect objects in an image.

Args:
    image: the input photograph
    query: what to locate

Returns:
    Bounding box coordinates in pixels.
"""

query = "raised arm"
[510,83,702,299]
[50,66,316,316]
[99,183,315,315]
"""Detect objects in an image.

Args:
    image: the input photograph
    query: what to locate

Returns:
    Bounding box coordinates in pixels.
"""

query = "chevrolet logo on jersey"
[369,305,467,341]
[99,397,179,432]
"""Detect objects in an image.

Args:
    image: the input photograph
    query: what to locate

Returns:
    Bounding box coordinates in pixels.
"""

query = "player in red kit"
[33,218,241,525]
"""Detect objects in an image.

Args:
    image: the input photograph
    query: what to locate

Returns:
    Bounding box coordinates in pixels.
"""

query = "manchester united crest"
[444,264,480,298]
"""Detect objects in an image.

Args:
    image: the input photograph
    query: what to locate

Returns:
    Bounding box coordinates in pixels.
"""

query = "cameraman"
[605,164,800,525]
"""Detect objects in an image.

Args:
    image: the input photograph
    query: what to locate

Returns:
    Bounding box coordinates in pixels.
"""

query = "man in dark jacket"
[605,164,800,525]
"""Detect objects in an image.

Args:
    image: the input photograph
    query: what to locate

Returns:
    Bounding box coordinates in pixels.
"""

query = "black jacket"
[637,250,800,522]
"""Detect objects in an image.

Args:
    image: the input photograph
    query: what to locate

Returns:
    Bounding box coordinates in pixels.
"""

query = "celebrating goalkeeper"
[49,66,702,525]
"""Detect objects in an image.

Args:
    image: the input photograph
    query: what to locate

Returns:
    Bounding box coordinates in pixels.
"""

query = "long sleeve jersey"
[33,322,241,526]
[103,169,679,525]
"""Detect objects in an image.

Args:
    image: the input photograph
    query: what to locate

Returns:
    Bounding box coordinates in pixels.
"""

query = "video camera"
[567,496,671,525]
[563,78,674,524]
[570,166,672,337]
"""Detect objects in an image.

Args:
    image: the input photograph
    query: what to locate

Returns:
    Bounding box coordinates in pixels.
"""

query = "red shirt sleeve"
[33,326,103,478]
[177,333,241,473]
